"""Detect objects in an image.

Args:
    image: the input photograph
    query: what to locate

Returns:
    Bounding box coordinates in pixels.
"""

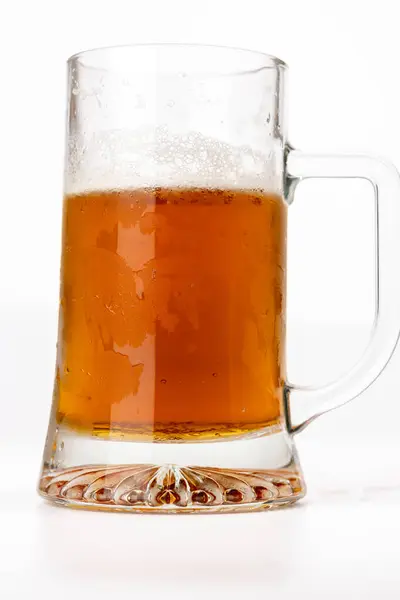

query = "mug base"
[38,426,306,513]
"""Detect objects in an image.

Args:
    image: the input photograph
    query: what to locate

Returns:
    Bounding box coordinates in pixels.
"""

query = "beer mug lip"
[67,43,287,75]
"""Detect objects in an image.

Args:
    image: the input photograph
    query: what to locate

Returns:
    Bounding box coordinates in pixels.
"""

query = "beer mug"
[39,44,400,513]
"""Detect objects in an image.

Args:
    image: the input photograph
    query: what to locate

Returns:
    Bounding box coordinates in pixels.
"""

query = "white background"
[1,0,400,598]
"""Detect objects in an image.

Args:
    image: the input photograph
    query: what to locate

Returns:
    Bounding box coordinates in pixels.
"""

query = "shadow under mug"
[38,44,400,513]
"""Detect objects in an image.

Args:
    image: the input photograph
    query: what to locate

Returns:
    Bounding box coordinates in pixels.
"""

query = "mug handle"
[285,149,400,433]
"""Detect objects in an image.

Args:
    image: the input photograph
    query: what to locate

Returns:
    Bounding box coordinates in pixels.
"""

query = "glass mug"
[39,44,400,513]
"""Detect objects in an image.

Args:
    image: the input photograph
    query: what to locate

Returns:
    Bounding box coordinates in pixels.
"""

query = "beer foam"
[65,127,283,195]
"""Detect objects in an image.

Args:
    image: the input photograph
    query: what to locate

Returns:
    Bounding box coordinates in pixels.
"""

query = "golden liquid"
[55,187,287,441]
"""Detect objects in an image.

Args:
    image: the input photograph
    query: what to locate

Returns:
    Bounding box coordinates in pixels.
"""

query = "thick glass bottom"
[38,426,306,513]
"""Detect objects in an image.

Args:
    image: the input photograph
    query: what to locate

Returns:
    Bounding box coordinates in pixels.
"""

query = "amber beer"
[55,187,287,441]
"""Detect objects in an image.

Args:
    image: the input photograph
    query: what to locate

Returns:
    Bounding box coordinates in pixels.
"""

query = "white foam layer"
[65,127,283,194]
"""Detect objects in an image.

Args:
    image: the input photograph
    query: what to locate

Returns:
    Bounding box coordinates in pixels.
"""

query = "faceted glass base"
[38,426,306,513]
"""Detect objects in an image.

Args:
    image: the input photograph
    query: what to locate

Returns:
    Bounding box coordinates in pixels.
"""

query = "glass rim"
[67,43,288,72]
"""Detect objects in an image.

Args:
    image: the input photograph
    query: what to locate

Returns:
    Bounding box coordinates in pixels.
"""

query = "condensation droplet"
[135,276,145,300]
[212,373,218,377]
[160,379,167,384]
